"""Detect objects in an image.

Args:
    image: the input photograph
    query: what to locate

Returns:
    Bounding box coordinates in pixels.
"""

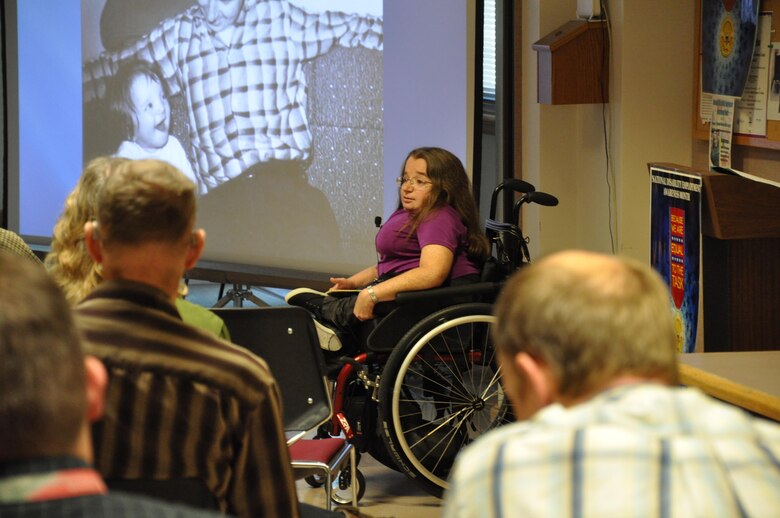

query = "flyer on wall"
[649,165,702,354]
[709,94,735,168]
[734,12,771,136]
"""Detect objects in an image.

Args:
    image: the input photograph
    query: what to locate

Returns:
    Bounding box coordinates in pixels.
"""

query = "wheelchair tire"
[304,474,326,488]
[378,303,512,498]
[331,468,366,505]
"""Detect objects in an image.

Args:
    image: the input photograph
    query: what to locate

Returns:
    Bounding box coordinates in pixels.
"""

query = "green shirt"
[175,298,230,340]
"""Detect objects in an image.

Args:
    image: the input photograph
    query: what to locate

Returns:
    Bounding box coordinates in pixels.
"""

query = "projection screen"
[2,0,475,286]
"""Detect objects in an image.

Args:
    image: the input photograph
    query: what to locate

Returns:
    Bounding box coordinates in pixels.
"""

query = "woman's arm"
[352,244,454,321]
[330,265,379,290]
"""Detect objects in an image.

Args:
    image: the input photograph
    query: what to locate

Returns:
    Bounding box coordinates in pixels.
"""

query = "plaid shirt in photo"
[83,0,382,192]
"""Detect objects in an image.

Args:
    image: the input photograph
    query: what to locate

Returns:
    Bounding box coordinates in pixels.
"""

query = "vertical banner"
[649,166,702,353]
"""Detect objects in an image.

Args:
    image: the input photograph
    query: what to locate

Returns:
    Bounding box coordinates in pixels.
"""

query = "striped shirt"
[83,0,383,192]
[74,280,299,518]
[443,383,780,518]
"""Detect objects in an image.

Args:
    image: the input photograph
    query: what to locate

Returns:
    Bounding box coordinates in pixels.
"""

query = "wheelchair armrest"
[394,281,502,305]
[365,282,502,352]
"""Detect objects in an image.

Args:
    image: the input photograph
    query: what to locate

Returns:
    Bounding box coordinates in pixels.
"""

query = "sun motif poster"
[650,166,702,354]
[701,0,761,97]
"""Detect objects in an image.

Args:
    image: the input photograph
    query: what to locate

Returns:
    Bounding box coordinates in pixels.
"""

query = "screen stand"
[213,284,270,308]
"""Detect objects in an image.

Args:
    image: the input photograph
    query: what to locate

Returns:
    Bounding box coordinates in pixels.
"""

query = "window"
[483,0,496,102]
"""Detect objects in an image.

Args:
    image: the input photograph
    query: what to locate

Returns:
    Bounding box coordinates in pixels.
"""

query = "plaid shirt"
[444,383,780,518]
[0,229,42,265]
[83,0,383,192]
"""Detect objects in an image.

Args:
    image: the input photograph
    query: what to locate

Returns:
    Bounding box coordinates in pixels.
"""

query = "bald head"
[493,250,678,400]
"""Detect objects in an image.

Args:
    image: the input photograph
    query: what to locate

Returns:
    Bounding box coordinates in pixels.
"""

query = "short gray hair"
[96,159,196,246]
[492,251,678,398]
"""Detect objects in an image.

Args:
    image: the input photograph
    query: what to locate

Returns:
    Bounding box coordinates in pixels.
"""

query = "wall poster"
[650,165,702,354]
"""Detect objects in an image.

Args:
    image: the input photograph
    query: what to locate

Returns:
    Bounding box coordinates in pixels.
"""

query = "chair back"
[211,306,331,441]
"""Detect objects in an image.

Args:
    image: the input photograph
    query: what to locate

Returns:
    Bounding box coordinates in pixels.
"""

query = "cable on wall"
[600,0,617,254]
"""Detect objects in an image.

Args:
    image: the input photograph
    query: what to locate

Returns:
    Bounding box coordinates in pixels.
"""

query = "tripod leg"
[244,292,269,307]
[213,284,242,308]
[212,285,269,308]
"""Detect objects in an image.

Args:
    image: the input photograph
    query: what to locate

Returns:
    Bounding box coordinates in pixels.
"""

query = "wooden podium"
[653,164,780,352]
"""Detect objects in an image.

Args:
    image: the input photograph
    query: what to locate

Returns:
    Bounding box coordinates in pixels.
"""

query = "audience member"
[0,252,224,517]
[286,146,490,351]
[45,155,229,339]
[0,228,42,265]
[72,159,299,517]
[443,250,780,517]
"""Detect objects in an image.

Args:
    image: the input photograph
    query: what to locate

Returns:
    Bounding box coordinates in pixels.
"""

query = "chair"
[211,306,361,509]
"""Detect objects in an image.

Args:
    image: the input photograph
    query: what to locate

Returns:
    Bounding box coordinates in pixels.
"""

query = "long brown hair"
[398,147,490,263]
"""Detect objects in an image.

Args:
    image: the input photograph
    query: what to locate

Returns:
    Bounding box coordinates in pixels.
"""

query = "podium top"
[649,163,780,239]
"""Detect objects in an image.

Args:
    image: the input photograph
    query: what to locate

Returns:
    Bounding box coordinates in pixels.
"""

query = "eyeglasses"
[396,176,432,190]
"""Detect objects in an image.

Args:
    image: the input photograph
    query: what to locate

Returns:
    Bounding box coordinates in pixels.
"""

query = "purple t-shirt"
[375,206,480,280]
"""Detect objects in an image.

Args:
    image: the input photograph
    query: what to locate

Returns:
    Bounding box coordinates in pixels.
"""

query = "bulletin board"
[694,0,780,150]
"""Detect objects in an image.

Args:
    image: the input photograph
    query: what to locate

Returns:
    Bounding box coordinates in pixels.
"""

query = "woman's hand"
[353,288,376,321]
[330,265,378,291]
[329,277,356,290]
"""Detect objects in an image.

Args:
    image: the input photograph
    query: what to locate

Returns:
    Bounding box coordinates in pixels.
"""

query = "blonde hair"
[45,156,128,305]
[493,251,679,398]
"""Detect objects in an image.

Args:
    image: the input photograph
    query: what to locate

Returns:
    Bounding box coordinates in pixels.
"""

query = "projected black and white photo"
[7,0,470,282]
[81,0,383,273]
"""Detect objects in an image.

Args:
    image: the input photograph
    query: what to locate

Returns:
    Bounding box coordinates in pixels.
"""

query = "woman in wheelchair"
[286,146,490,352]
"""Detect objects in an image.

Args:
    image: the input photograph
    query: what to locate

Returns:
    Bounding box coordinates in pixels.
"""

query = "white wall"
[521,0,695,263]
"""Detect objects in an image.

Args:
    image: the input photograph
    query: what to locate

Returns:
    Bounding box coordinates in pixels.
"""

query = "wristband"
[366,285,378,303]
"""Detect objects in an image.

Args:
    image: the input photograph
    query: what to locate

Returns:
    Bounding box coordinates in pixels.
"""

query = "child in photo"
[108,59,202,193]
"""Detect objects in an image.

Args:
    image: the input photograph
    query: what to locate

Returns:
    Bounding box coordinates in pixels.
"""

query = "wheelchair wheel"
[378,303,512,498]
[304,474,326,488]
[331,468,366,505]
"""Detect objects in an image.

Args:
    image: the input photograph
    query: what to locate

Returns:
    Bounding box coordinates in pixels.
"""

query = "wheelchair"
[311,179,558,500]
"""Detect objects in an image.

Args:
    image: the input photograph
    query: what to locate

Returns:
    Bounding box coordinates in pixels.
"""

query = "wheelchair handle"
[489,179,536,220]
[512,190,559,224]
[500,178,536,193]
[526,191,559,207]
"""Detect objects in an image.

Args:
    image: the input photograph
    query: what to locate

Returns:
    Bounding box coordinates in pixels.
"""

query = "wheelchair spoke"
[409,407,476,473]
[478,365,503,402]
[405,354,474,403]
[405,405,471,452]
[419,335,471,400]
[407,367,508,435]
[398,411,454,436]
[382,306,509,497]
[412,328,497,403]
